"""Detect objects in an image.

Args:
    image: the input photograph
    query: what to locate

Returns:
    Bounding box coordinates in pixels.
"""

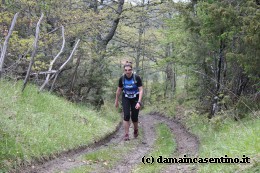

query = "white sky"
[126,0,190,3]
[125,0,190,5]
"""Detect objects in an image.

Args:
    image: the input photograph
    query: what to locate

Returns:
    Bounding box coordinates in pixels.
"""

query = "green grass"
[177,72,260,172]
[132,123,176,173]
[144,103,259,173]
[69,129,143,173]
[0,80,121,172]
[186,112,260,173]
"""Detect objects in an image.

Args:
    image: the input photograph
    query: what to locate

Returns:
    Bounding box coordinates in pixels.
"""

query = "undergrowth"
[186,111,260,173]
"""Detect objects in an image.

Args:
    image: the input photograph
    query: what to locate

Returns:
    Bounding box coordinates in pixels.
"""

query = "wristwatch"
[137,101,142,106]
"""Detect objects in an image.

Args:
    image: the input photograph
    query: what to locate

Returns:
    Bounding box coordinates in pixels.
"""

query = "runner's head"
[124,61,133,77]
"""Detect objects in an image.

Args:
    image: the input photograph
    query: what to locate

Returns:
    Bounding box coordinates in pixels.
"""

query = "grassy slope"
[186,112,260,173]
[0,80,120,172]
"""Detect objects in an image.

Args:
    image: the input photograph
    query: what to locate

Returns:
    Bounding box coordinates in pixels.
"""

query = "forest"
[0,0,259,172]
[1,0,259,115]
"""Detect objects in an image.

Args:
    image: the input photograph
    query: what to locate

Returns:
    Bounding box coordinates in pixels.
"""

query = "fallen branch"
[31,70,57,75]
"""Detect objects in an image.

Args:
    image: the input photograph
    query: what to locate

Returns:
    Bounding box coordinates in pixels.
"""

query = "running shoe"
[124,134,129,141]
[134,129,138,138]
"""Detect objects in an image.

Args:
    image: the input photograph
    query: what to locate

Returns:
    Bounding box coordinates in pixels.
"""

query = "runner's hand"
[135,102,141,109]
[115,100,119,108]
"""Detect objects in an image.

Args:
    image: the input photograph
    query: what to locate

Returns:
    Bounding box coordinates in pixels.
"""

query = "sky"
[125,0,190,5]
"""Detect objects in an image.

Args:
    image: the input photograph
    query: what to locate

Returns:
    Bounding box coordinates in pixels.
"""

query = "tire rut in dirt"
[152,114,199,173]
[108,115,158,173]
[110,114,199,173]
[19,123,123,173]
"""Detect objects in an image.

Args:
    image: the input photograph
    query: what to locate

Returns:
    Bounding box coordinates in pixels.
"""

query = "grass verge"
[132,123,176,173]
[186,112,260,173]
[0,80,121,172]
[143,97,259,172]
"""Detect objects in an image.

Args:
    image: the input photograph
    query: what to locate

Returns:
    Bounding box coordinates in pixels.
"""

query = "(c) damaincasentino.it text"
[142,155,250,164]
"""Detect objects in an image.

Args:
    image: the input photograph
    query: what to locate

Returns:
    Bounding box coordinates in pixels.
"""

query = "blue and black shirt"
[118,74,142,99]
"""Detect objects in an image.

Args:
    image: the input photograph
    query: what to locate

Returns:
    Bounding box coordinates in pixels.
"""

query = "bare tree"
[39,26,65,91]
[50,39,80,91]
[22,13,44,92]
[0,12,19,78]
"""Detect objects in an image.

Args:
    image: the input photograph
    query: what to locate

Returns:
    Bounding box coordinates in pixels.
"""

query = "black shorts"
[122,95,139,122]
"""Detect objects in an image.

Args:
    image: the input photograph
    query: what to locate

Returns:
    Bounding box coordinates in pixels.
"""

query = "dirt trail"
[108,115,157,173]
[19,113,199,173]
[152,113,199,173]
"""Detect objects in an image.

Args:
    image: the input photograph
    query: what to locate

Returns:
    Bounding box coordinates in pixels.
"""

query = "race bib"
[125,93,136,98]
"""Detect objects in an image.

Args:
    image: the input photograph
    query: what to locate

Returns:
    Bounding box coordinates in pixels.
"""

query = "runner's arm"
[138,86,143,103]
[135,86,143,109]
[115,87,122,108]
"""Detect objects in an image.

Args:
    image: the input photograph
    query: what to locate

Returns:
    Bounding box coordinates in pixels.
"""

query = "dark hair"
[124,61,132,68]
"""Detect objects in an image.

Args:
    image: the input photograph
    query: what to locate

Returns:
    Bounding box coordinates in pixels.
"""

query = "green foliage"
[0,0,128,107]
[186,110,260,173]
[163,0,259,115]
[0,11,14,24]
[235,96,260,119]
[150,80,165,103]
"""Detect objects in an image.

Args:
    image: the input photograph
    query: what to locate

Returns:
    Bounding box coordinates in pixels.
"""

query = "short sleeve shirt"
[118,74,142,88]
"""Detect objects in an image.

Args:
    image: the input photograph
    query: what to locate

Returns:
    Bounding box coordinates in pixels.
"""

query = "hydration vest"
[122,74,139,98]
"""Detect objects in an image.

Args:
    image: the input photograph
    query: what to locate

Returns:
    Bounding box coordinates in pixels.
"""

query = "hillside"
[0,80,121,172]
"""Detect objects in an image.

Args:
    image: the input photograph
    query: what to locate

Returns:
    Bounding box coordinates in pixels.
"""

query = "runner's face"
[124,66,132,77]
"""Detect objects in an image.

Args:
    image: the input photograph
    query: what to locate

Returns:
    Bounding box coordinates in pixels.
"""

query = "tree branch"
[50,39,80,91]
[122,1,163,13]
[31,70,57,75]
[103,0,125,44]
[0,12,19,78]
[39,26,65,92]
[22,13,44,92]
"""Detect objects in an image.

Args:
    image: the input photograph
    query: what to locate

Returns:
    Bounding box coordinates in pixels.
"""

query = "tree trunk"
[236,69,249,97]
[39,26,65,92]
[50,39,80,91]
[164,42,175,99]
[210,38,225,117]
[135,0,146,74]
[136,26,143,74]
[69,54,82,97]
[22,13,44,91]
[0,12,19,78]
[83,0,125,106]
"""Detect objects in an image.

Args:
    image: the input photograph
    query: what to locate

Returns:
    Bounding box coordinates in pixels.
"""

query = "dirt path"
[152,113,199,173]
[19,113,199,173]
[108,115,158,173]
